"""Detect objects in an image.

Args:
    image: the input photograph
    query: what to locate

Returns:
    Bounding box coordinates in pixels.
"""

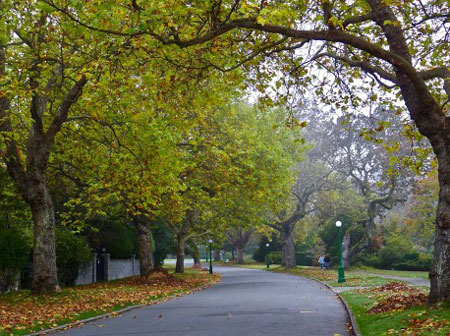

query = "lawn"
[0,268,221,336]
[341,285,450,335]
[356,267,429,280]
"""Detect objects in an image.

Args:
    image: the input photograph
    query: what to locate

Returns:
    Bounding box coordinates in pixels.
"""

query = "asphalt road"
[58,266,350,336]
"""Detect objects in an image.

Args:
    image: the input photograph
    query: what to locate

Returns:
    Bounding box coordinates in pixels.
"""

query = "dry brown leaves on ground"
[0,270,221,334]
[375,282,415,293]
[277,267,337,281]
[366,282,428,314]
[400,317,450,335]
[368,292,428,314]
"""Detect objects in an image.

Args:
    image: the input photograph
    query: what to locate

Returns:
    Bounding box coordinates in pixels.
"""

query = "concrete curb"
[26,279,220,336]
[321,282,361,336]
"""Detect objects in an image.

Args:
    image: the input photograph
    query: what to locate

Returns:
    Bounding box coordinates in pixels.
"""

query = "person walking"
[324,255,330,270]
[318,255,325,270]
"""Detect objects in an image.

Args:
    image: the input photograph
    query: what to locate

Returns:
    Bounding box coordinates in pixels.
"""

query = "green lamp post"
[208,239,213,274]
[266,243,270,268]
[336,221,346,283]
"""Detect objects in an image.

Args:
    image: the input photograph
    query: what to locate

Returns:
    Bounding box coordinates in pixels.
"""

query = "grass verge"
[341,286,450,335]
[0,268,221,336]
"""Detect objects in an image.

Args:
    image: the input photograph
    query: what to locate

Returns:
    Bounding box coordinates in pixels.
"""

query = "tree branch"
[342,13,376,28]
[45,75,87,146]
[311,52,397,84]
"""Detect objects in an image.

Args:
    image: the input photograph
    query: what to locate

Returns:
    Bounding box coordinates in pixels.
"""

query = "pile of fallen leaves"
[368,293,428,314]
[375,282,414,293]
[366,282,428,314]
[0,269,221,335]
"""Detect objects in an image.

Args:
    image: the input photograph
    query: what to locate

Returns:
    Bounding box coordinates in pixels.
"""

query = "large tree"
[0,2,101,292]
[227,228,254,264]
[329,111,414,264]
[15,0,450,302]
[138,0,450,303]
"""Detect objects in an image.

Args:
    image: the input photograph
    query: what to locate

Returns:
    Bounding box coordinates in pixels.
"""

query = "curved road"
[60,267,350,336]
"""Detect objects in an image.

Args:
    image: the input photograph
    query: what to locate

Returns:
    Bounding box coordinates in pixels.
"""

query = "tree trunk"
[192,249,201,267]
[29,188,58,293]
[175,234,186,274]
[228,228,253,265]
[236,246,245,264]
[281,229,296,268]
[214,249,221,262]
[429,152,450,303]
[188,240,201,268]
[136,219,154,277]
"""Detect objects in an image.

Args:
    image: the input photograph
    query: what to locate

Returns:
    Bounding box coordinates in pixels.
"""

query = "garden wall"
[75,254,140,285]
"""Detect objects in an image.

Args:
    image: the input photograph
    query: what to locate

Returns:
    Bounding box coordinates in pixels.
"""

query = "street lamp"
[336,221,346,283]
[208,239,213,274]
[266,243,270,268]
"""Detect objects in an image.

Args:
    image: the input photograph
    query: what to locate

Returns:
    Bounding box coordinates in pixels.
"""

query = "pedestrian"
[318,255,324,269]
[324,255,330,270]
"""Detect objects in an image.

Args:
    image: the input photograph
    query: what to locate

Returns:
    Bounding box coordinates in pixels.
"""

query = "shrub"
[253,234,281,262]
[362,233,433,271]
[252,248,265,262]
[98,221,138,259]
[375,234,413,269]
[392,253,432,271]
[295,252,312,266]
[268,251,282,264]
[361,254,383,269]
[0,228,30,291]
[56,228,92,286]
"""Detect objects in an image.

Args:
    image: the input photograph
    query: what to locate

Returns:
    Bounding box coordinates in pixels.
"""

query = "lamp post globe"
[336,221,345,283]
[266,243,270,268]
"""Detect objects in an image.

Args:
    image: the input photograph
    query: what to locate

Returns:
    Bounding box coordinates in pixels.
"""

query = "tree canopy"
[1,0,450,304]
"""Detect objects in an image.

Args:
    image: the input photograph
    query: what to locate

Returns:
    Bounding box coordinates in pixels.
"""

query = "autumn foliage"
[0,270,220,335]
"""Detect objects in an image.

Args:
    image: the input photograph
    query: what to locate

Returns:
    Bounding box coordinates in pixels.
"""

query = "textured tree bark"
[29,186,58,293]
[281,228,296,268]
[342,232,351,269]
[191,245,201,267]
[429,152,450,304]
[136,219,154,276]
[214,249,221,261]
[175,234,186,273]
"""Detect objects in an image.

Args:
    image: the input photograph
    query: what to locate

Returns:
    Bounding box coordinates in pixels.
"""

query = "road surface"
[59,266,350,336]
